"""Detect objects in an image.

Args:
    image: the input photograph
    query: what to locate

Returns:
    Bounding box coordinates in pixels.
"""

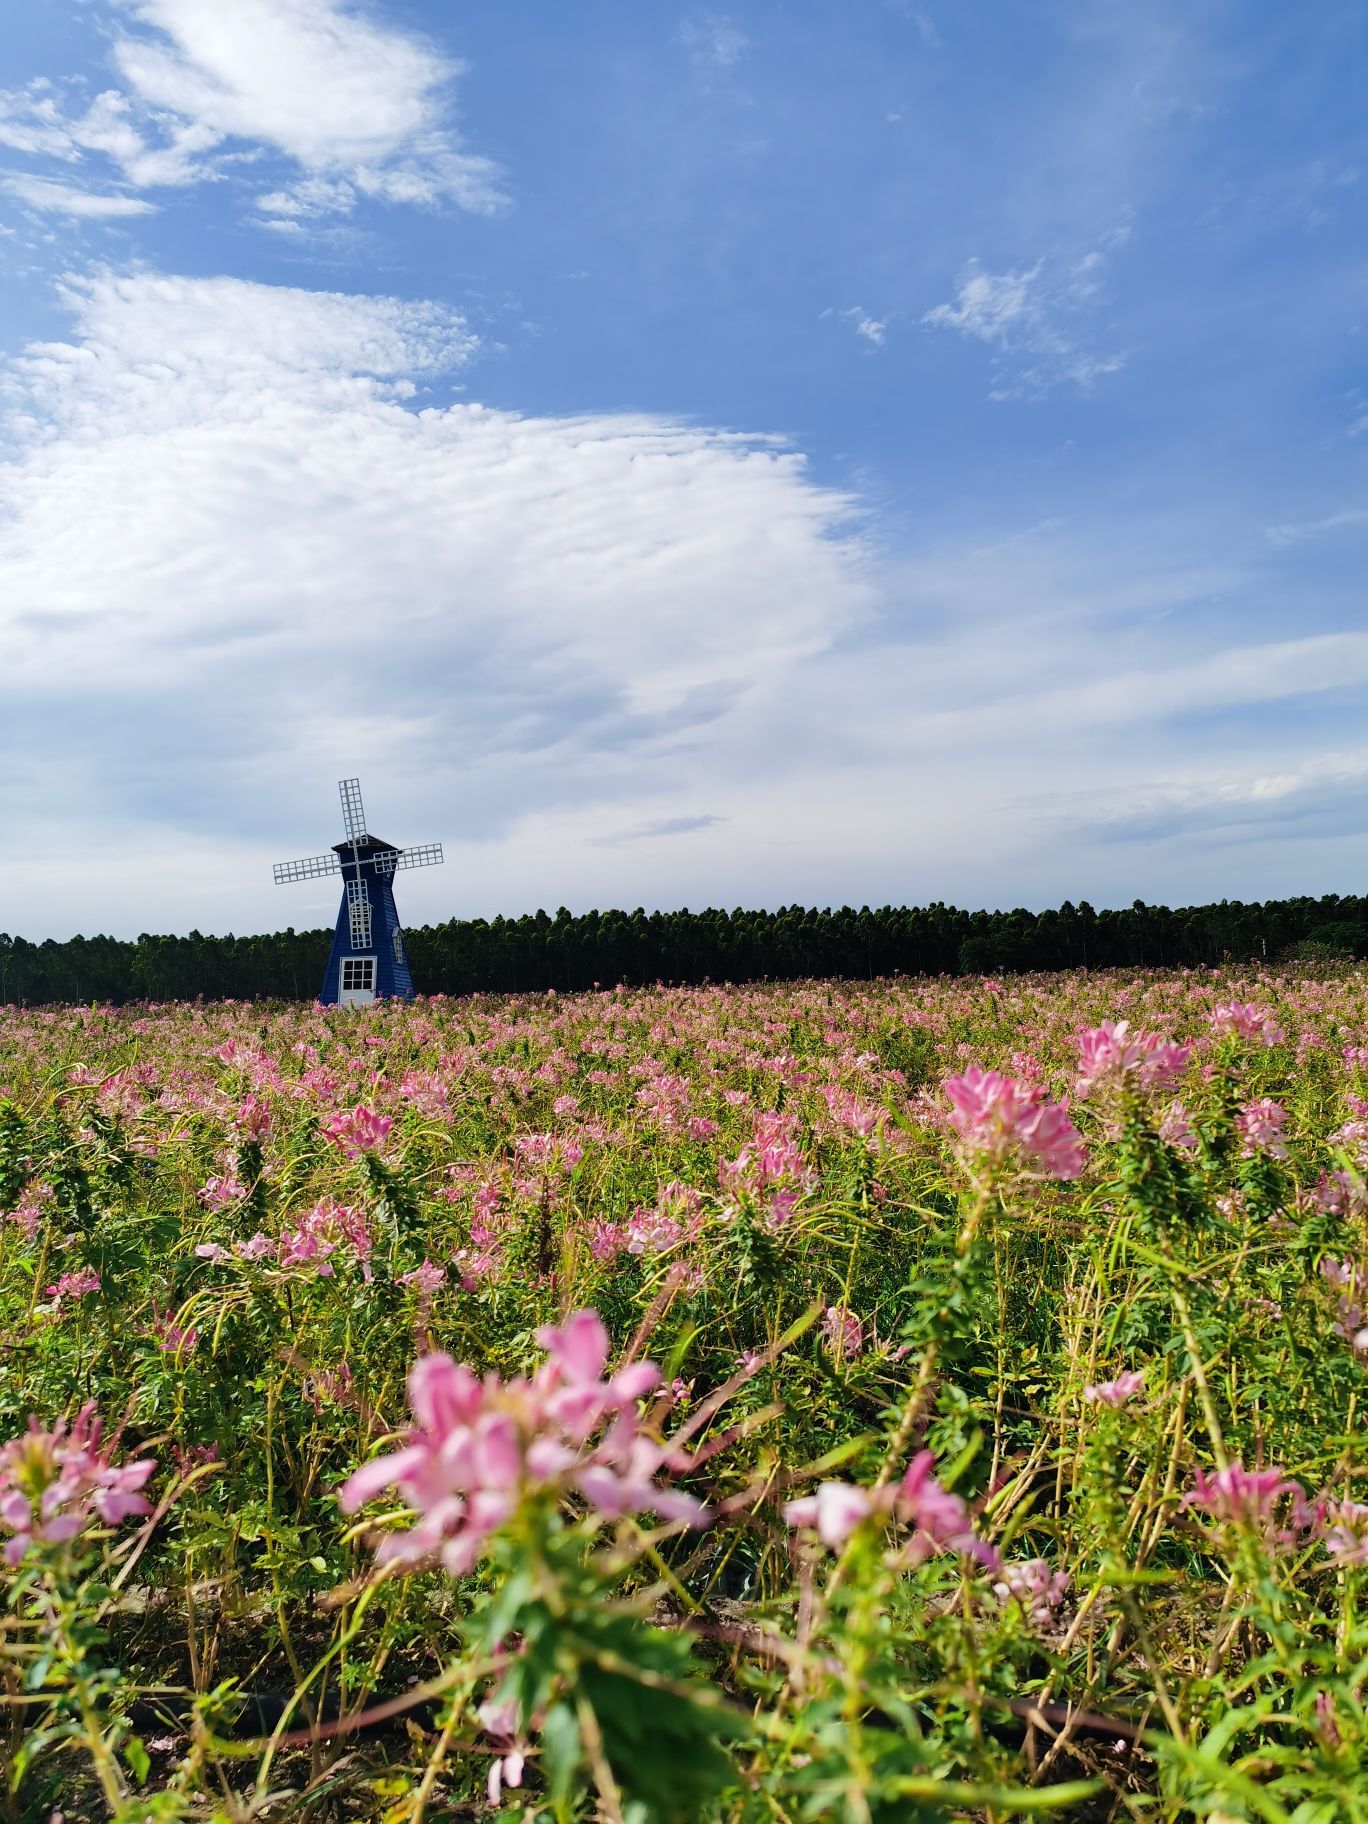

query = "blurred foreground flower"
[1084,1370,1145,1407]
[0,1405,154,1565]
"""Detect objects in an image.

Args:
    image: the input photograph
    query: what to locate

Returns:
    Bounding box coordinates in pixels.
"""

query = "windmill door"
[339,956,377,1007]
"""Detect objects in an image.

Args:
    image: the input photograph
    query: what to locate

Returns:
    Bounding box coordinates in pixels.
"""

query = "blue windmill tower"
[273,778,444,1006]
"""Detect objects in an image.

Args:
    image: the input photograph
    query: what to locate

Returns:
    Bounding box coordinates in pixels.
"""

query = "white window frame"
[346,878,373,948]
[339,955,376,1006]
[392,926,406,966]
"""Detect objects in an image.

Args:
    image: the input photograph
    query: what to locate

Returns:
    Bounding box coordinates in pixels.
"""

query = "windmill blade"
[393,842,444,871]
[339,777,368,842]
[273,853,342,883]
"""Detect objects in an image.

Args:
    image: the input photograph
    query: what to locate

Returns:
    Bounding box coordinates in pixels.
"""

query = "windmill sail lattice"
[272,778,443,1006]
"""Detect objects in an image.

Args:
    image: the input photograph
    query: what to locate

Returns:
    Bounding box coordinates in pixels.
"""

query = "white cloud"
[0,1,504,223]
[0,270,876,932]
[839,306,888,347]
[923,249,1126,396]
[1,173,157,217]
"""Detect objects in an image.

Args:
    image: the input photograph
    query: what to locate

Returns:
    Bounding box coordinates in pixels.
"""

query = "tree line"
[2,893,1367,1006]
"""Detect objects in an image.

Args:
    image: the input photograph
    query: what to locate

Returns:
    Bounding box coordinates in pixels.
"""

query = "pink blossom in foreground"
[898,1450,999,1569]
[339,1311,707,1575]
[1083,1370,1145,1407]
[993,1558,1072,1626]
[1074,1022,1192,1097]
[784,1481,882,1549]
[785,1449,998,1570]
[323,1104,393,1158]
[1238,1097,1289,1159]
[0,1406,154,1565]
[942,1067,1085,1180]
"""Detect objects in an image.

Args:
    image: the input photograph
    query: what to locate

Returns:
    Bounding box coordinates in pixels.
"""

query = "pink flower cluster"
[195,1201,373,1279]
[784,1448,998,1569]
[993,1558,1072,1626]
[0,1405,154,1565]
[339,1311,707,1575]
[151,1308,199,1355]
[1182,1460,1307,1544]
[1208,1002,1285,1047]
[278,1200,375,1279]
[1074,1022,1192,1098]
[1322,1259,1368,1358]
[1237,1097,1289,1159]
[44,1267,101,1305]
[719,1111,814,1226]
[820,1083,884,1141]
[942,1067,1085,1180]
[323,1104,393,1158]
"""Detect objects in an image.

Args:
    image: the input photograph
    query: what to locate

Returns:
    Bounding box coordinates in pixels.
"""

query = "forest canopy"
[4,893,1368,1005]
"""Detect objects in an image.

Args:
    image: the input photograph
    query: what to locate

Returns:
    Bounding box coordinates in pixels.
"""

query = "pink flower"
[1074,1022,1192,1097]
[942,1067,1085,1180]
[820,1305,865,1360]
[45,1268,101,1304]
[785,1450,997,1570]
[898,1450,999,1570]
[1083,1370,1145,1407]
[820,1084,883,1140]
[0,1406,154,1566]
[1158,1102,1199,1153]
[151,1309,199,1356]
[1209,1002,1285,1046]
[197,1171,246,1210]
[784,1481,882,1549]
[993,1558,1071,1626]
[1183,1460,1306,1540]
[1237,1097,1288,1159]
[234,1096,272,1141]
[1318,1171,1366,1217]
[323,1104,393,1158]
[398,1259,447,1297]
[338,1311,706,1575]
[1322,1499,1368,1566]
[277,1201,375,1280]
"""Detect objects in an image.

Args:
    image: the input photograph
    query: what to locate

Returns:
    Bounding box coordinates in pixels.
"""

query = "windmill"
[273,779,444,1006]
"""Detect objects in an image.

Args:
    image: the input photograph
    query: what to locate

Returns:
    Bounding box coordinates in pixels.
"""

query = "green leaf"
[539,1700,582,1806]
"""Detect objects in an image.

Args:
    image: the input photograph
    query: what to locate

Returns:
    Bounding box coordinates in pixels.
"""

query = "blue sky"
[1,1,1366,941]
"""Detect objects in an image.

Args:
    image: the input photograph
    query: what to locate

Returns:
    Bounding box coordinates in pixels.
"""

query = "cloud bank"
[0,270,875,931]
[0,0,504,222]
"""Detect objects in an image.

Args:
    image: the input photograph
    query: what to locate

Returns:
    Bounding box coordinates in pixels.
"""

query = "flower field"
[3,966,1368,1821]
